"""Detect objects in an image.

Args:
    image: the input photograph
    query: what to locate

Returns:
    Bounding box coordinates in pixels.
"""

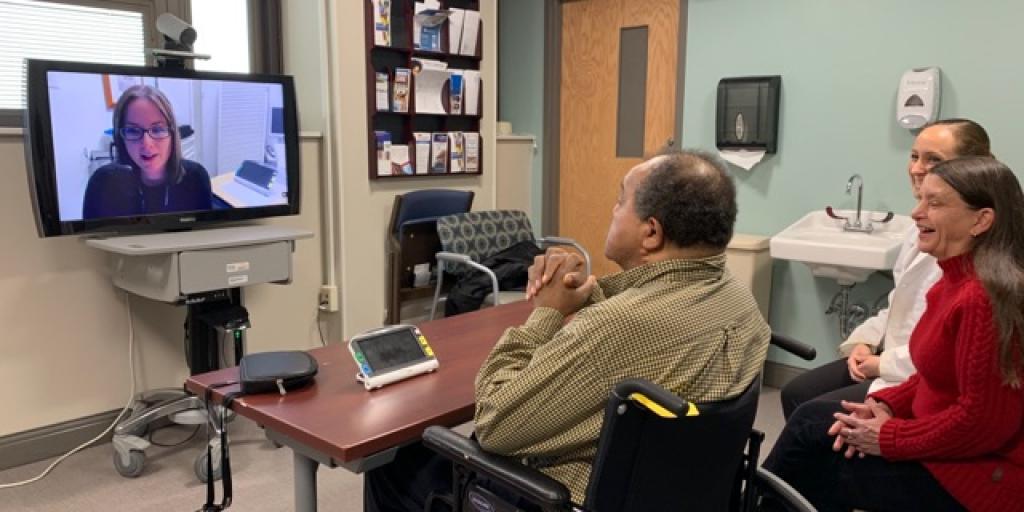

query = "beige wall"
[326,1,498,337]
[0,133,324,436]
[1,0,497,435]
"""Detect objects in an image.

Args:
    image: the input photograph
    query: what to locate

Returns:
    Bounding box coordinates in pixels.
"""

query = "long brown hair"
[932,157,1024,386]
[111,84,185,184]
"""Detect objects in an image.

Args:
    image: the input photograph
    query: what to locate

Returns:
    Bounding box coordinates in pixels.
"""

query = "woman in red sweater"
[763,156,1024,512]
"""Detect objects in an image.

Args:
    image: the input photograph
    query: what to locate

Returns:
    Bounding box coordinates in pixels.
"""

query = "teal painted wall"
[498,0,546,230]
[497,0,1024,367]
[683,0,1024,366]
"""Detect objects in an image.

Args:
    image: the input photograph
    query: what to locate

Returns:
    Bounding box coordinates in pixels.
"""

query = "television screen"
[24,60,301,237]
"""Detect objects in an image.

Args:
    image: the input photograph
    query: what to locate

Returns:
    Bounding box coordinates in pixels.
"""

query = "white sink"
[770,210,913,285]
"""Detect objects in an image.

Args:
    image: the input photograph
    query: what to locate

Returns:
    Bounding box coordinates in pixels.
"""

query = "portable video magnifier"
[349,325,438,390]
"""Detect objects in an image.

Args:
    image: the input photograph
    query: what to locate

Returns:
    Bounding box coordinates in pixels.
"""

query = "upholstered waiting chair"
[385,189,474,324]
[430,210,590,319]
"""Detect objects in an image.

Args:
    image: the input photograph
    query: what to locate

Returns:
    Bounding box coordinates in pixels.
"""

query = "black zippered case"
[238,351,318,395]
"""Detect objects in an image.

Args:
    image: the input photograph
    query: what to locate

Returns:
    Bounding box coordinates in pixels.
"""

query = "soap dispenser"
[896,67,941,130]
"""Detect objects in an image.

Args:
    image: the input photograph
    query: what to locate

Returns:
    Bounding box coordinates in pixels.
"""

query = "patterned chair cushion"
[436,210,535,280]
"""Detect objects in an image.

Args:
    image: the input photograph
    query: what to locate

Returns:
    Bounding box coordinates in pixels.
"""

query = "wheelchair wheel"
[750,468,816,512]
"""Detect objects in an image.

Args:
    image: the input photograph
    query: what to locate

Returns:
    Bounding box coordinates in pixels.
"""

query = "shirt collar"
[602,253,728,290]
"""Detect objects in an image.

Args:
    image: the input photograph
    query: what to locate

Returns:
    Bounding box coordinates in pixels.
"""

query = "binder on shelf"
[431,133,449,173]
[449,71,464,115]
[464,132,480,174]
[447,8,465,54]
[393,67,410,113]
[459,10,480,56]
[373,0,391,46]
[375,72,390,112]
[414,59,450,114]
[375,131,392,176]
[391,145,413,175]
[414,132,431,175]
[462,70,480,116]
[449,132,465,173]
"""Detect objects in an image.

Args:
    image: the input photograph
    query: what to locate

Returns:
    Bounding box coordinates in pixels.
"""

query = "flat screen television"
[23,59,301,237]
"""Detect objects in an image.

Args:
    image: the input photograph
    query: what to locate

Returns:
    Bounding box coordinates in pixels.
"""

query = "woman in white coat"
[780,119,992,419]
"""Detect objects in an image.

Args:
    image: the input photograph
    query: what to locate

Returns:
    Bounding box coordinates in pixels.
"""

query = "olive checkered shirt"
[473,254,771,503]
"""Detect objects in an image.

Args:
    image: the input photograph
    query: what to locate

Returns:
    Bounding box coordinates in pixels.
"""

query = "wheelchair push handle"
[770,333,817,361]
[612,378,692,418]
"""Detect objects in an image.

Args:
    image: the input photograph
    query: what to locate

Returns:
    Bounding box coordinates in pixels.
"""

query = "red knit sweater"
[870,253,1024,512]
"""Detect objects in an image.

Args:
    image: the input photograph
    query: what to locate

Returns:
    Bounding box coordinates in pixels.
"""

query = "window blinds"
[0,0,145,110]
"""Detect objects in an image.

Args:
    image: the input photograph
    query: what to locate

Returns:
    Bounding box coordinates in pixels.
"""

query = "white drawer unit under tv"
[86,225,313,303]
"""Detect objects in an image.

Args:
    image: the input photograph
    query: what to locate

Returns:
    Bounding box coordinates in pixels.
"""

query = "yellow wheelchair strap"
[628,393,700,418]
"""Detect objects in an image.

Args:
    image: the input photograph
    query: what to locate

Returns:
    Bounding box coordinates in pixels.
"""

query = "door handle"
[666,137,675,147]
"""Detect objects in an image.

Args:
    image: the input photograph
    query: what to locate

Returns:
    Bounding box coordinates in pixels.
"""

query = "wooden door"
[559,0,680,277]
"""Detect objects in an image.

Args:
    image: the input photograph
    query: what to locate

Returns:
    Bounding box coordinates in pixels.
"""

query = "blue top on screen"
[23,60,302,237]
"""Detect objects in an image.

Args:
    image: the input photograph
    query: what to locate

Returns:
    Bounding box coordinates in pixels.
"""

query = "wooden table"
[185,300,533,511]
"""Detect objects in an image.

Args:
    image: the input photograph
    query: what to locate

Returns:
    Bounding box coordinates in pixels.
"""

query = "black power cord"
[149,424,202,448]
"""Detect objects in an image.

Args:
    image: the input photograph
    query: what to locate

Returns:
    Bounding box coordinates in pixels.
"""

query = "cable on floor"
[0,293,138,489]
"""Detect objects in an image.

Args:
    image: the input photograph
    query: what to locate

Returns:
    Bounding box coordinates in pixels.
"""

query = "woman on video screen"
[82,85,212,219]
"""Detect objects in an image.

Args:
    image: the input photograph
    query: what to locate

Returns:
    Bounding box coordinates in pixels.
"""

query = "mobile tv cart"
[85,225,313,481]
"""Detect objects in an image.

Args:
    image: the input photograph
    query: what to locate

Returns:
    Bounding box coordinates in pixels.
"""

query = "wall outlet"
[318,285,339,312]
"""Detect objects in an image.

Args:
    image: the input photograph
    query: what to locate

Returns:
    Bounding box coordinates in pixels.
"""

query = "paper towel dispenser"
[716,76,781,154]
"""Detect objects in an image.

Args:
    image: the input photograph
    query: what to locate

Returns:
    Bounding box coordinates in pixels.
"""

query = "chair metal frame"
[429,210,591,320]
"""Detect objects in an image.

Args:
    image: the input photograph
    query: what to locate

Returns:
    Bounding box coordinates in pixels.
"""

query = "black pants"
[763,400,965,512]
[364,441,543,512]
[364,441,453,512]
[780,358,872,420]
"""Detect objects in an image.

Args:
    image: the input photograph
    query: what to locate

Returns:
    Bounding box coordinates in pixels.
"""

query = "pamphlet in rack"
[460,9,480,56]
[463,70,480,115]
[375,131,392,177]
[464,132,480,174]
[414,1,445,52]
[391,145,413,175]
[373,0,391,46]
[448,8,465,52]
[431,133,449,173]
[449,71,464,115]
[449,132,465,173]
[393,68,411,113]
[375,72,389,112]
[414,59,449,114]
[414,132,431,175]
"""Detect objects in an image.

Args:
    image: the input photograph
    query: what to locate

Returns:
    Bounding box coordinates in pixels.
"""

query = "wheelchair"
[422,333,818,512]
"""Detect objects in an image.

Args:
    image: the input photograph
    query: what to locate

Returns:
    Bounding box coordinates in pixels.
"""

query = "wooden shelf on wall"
[365,0,484,180]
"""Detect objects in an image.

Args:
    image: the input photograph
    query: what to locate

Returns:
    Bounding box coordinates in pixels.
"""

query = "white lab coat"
[837,224,941,394]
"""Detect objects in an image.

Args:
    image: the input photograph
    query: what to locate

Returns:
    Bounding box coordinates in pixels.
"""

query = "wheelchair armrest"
[536,237,592,277]
[612,378,691,418]
[422,426,573,507]
[770,333,817,361]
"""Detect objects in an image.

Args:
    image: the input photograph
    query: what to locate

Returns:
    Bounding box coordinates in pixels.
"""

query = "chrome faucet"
[846,174,864,229]
[825,174,895,233]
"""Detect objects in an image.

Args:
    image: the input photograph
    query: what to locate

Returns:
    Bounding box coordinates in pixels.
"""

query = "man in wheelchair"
[364,150,772,511]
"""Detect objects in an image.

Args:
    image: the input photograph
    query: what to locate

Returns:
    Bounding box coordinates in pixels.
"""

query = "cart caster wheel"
[113,449,146,478]
[194,451,223,483]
